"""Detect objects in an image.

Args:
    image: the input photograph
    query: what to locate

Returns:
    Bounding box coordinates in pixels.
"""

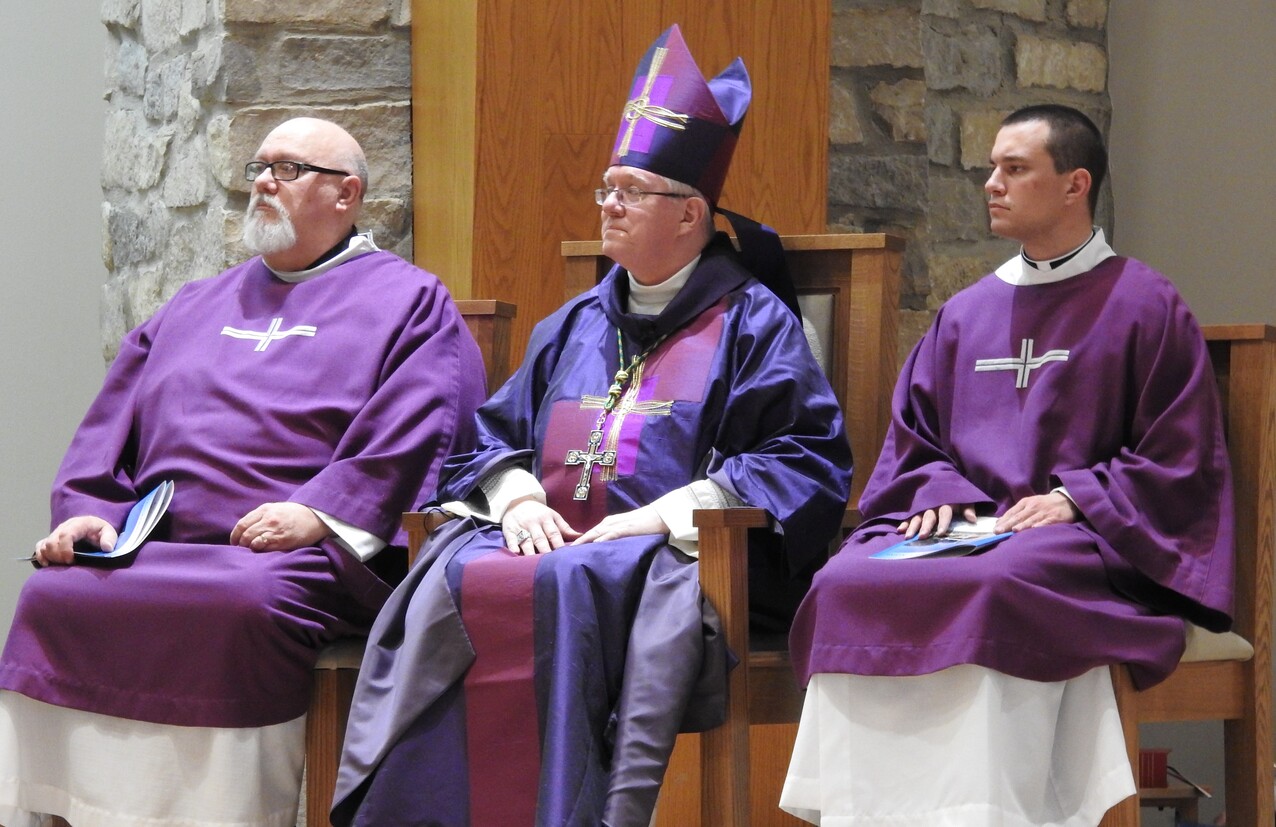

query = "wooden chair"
[387,235,900,826]
[562,234,904,827]
[304,299,515,827]
[1099,324,1276,826]
[689,324,1275,826]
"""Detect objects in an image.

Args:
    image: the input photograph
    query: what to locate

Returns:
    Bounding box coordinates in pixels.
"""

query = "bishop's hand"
[503,498,580,555]
[572,505,668,546]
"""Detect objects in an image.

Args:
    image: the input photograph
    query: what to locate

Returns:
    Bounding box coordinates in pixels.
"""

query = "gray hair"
[341,153,370,196]
[659,175,714,243]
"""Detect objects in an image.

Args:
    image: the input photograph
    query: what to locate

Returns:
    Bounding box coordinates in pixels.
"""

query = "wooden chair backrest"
[456,299,517,392]
[1203,325,1275,694]
[401,299,515,561]
[561,233,904,507]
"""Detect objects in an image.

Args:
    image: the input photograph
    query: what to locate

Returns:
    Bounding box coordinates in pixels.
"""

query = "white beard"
[243,193,298,255]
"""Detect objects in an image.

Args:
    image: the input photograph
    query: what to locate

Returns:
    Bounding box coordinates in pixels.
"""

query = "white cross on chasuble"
[974,338,1070,389]
[220,317,317,352]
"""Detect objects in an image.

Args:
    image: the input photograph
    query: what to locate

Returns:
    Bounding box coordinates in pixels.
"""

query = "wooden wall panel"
[411,1,477,297]
[540,133,614,304]
[541,2,624,136]
[745,0,828,233]
[413,0,830,353]
[470,0,544,343]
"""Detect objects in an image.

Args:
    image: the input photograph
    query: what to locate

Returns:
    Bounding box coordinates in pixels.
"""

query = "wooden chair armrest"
[693,507,771,531]
[402,510,457,567]
[692,507,768,826]
[694,507,769,642]
[693,507,770,681]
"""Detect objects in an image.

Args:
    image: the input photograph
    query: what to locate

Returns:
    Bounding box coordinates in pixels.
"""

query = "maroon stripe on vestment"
[461,550,544,824]
[542,401,612,528]
[642,300,724,402]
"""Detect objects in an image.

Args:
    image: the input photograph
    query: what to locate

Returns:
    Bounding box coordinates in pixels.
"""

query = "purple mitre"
[609,24,751,205]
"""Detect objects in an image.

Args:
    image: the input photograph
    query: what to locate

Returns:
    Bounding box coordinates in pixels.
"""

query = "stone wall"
[99,0,413,360]
[828,0,1110,354]
[99,0,1110,363]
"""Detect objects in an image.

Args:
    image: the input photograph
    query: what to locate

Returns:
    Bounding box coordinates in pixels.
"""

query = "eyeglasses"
[244,160,352,182]
[594,186,690,207]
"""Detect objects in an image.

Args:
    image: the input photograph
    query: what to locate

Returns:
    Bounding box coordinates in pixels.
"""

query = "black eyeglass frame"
[244,160,353,182]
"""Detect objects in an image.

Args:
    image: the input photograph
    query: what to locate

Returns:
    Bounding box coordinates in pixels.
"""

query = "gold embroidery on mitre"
[617,46,691,157]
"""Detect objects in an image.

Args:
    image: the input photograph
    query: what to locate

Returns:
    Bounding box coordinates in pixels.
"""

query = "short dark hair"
[1002,104,1107,215]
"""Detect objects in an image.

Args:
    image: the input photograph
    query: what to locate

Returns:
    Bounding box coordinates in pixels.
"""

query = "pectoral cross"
[565,430,618,500]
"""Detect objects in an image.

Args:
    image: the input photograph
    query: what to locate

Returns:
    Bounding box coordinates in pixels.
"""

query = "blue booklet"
[71,480,175,564]
[871,516,1012,560]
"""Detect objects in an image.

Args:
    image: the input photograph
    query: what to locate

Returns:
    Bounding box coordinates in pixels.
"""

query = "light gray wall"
[1109,3,1276,823]
[1109,0,1276,324]
[0,8,107,635]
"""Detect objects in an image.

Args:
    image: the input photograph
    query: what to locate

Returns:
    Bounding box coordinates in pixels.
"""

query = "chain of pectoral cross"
[564,327,672,501]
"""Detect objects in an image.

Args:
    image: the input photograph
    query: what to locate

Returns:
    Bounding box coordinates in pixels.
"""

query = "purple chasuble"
[540,302,724,529]
[333,236,852,827]
[0,251,486,727]
[790,256,1234,691]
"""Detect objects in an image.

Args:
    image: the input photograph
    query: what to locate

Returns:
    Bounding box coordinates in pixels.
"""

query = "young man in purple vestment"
[331,25,852,827]
[0,117,486,827]
[782,104,1235,825]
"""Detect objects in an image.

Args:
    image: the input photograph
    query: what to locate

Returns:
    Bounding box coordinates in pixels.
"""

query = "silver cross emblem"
[565,429,618,501]
[974,338,1069,389]
[220,317,317,352]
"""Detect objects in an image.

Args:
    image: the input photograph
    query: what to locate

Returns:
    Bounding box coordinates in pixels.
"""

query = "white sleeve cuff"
[651,478,745,546]
[443,466,547,524]
[310,508,387,562]
[1051,485,1077,507]
[1050,485,1083,519]
[482,466,545,521]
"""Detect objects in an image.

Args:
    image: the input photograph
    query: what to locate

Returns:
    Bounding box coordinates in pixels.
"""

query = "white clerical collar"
[268,232,379,283]
[627,255,701,315]
[994,227,1115,286]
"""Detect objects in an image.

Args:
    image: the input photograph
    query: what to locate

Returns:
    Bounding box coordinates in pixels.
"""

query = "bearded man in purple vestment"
[331,25,851,827]
[0,118,486,827]
[782,105,1235,826]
